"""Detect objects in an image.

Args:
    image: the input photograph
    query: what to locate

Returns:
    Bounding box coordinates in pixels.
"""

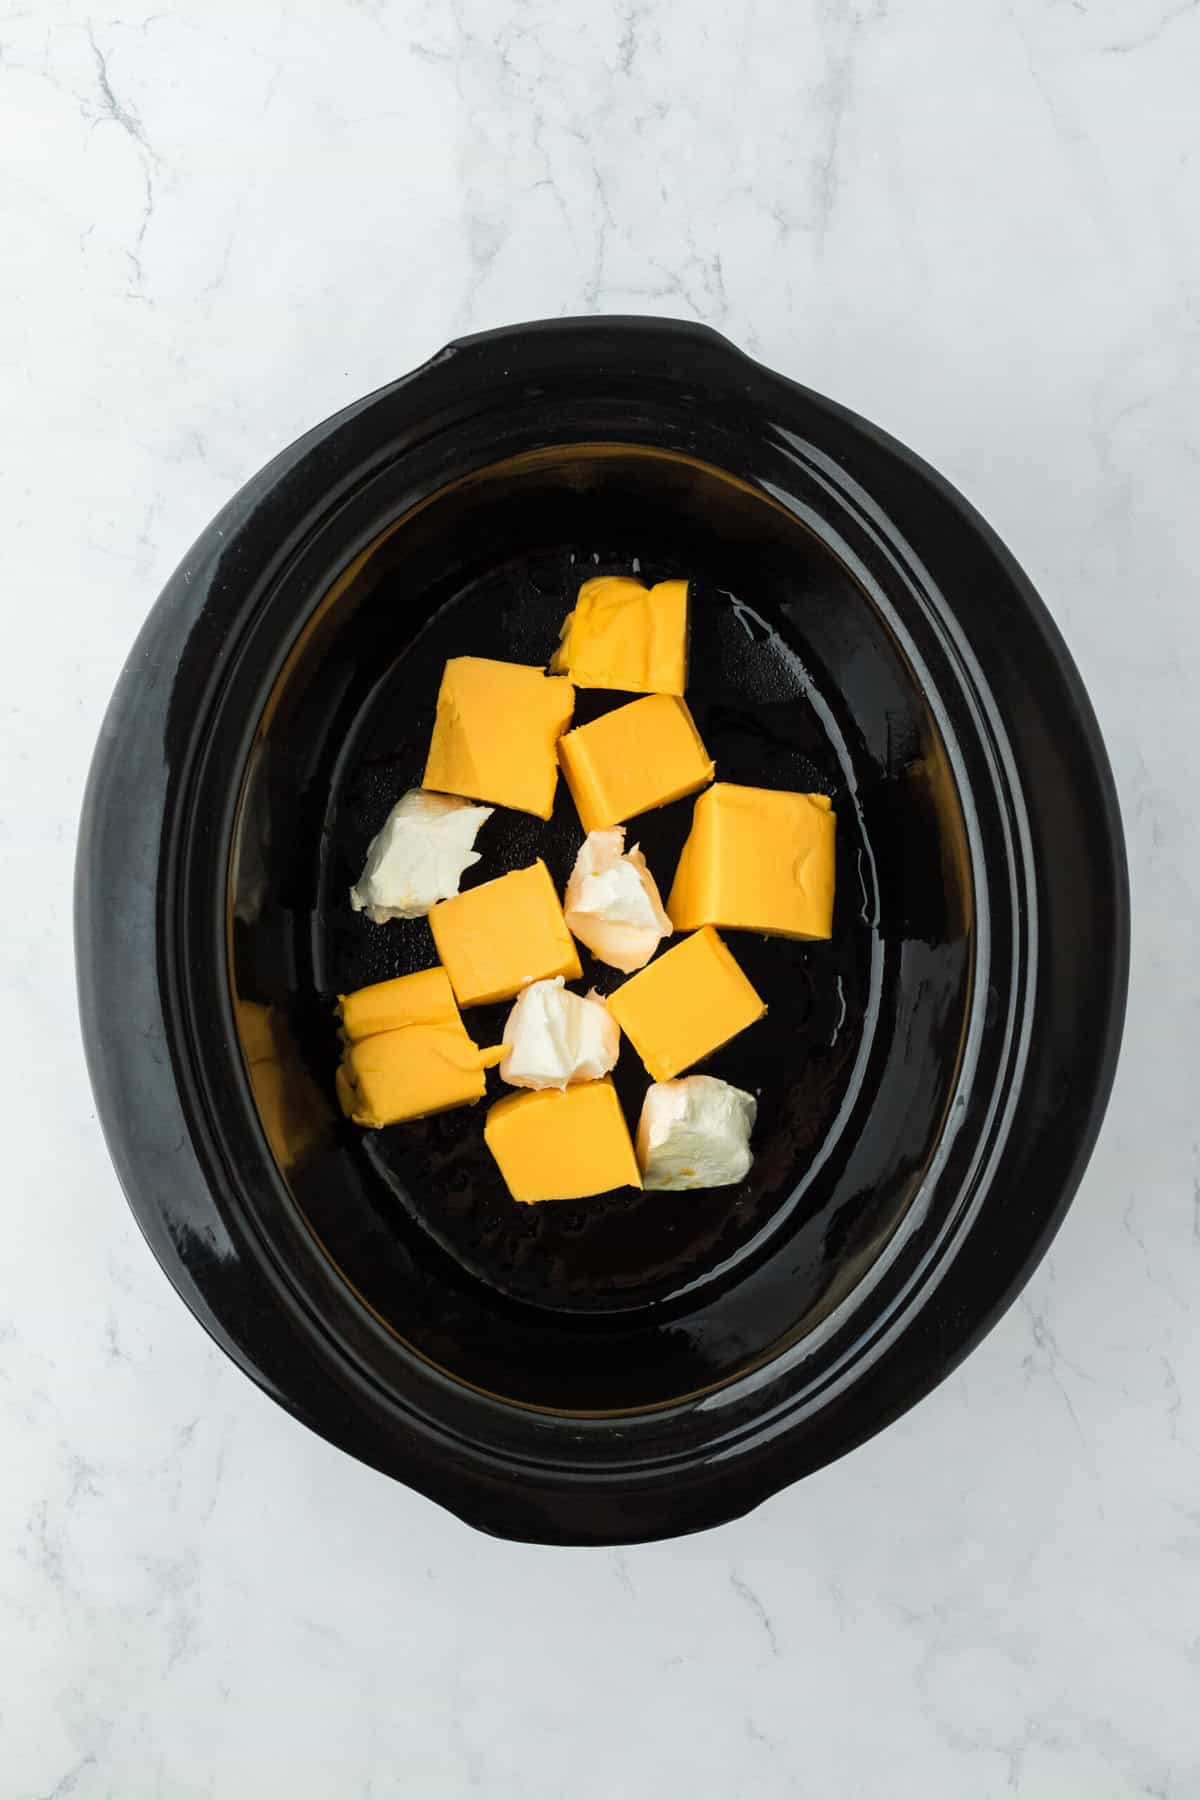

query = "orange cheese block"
[429,860,582,1008]
[606,927,765,1082]
[484,1079,641,1203]
[668,783,837,940]
[340,966,462,1042]
[557,693,714,833]
[551,576,689,695]
[422,656,575,820]
[335,967,502,1127]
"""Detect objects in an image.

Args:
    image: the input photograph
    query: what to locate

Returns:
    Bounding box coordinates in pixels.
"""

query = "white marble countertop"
[3,1,1198,1794]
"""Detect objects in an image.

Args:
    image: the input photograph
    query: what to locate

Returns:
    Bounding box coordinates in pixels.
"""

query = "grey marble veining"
[2,1,1198,1794]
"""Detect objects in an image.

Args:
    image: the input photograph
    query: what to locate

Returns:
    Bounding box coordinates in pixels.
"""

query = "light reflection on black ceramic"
[76,319,1127,1543]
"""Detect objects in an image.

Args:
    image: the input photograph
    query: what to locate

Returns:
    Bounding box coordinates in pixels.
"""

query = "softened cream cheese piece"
[499,977,620,1091]
[563,827,673,973]
[635,1075,757,1189]
[349,789,493,923]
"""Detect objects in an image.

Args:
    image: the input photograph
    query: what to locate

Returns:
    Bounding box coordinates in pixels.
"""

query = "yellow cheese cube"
[551,576,689,695]
[557,694,714,833]
[484,1079,641,1203]
[339,966,461,1042]
[335,967,499,1127]
[429,860,582,1008]
[606,927,765,1081]
[422,656,575,820]
[668,783,837,941]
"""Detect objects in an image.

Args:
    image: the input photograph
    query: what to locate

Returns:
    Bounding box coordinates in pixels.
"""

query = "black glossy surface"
[76,318,1128,1542]
[239,454,968,1413]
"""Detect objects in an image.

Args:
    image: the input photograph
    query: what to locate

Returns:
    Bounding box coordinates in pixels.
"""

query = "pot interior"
[229,444,974,1411]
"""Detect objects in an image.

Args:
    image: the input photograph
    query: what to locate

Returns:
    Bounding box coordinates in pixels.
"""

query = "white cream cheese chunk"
[499,978,620,1091]
[563,827,672,973]
[635,1075,757,1189]
[350,788,493,923]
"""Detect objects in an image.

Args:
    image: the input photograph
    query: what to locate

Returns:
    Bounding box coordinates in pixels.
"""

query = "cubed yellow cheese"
[429,860,582,1008]
[339,966,461,1042]
[606,926,765,1081]
[484,1079,641,1203]
[422,656,575,820]
[335,967,499,1127]
[551,576,689,695]
[668,783,837,941]
[557,694,714,833]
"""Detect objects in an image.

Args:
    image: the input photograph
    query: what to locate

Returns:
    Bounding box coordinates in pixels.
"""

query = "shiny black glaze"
[76,319,1128,1542]
[262,459,964,1412]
